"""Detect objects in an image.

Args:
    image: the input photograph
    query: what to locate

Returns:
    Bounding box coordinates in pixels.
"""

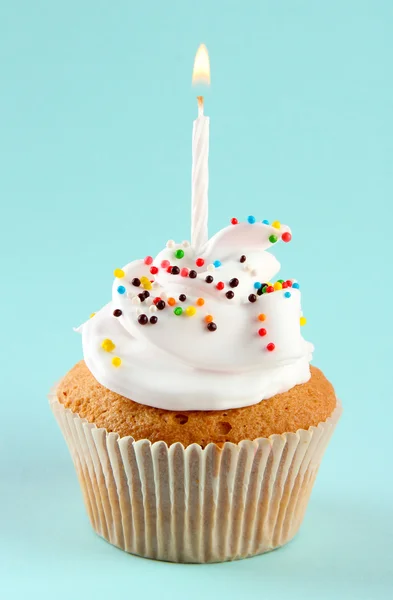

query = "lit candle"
[191,44,211,251]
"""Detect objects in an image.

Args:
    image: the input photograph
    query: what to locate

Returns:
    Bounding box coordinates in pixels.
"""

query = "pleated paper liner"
[49,390,342,563]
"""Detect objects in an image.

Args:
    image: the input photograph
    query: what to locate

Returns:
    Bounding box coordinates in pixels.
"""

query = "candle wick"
[197,95,204,117]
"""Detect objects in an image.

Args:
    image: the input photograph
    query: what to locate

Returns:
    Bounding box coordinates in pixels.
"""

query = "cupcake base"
[50,391,341,563]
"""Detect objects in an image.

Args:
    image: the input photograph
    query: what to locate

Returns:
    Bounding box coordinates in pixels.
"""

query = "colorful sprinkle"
[138,314,148,325]
[213,260,222,268]
[117,285,126,294]
[189,270,197,279]
[171,266,180,275]
[300,316,307,326]
[258,328,267,337]
[266,286,274,293]
[175,249,185,259]
[156,300,166,310]
[258,313,266,321]
[207,322,217,331]
[186,306,197,317]
[248,294,257,303]
[179,294,187,302]
[226,291,234,299]
[240,255,247,263]
[114,268,125,278]
[112,356,122,367]
[282,282,288,289]
[196,258,205,267]
[271,221,281,229]
[216,281,225,290]
[285,280,293,287]
[284,291,291,298]
[274,282,283,291]
[168,297,176,306]
[205,275,214,283]
[174,307,183,316]
[229,278,239,288]
[150,266,158,275]
[231,217,238,225]
[282,232,292,243]
[247,215,256,224]
[90,312,96,318]
[292,282,300,289]
[205,315,214,323]
[180,267,189,277]
[269,235,278,244]
[266,343,275,352]
[144,256,153,265]
[150,316,158,324]
[113,309,122,317]
[254,281,262,289]
[131,278,141,287]
[101,339,115,352]
[262,219,270,225]
[196,298,205,306]
[161,260,170,268]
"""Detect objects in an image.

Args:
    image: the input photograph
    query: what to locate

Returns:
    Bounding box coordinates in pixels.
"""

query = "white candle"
[191,95,210,250]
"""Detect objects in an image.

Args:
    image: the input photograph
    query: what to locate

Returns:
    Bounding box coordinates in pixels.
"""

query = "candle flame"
[192,44,211,86]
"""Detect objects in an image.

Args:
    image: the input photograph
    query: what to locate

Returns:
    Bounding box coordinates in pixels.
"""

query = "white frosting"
[78,221,313,411]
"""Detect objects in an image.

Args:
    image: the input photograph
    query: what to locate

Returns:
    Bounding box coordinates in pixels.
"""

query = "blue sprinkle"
[117,285,126,294]
[254,281,262,289]
[262,219,270,225]
[284,291,291,298]
[292,282,300,289]
[247,215,256,224]
[213,260,222,268]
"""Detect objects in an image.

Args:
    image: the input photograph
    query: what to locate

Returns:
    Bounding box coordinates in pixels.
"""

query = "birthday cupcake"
[51,215,341,563]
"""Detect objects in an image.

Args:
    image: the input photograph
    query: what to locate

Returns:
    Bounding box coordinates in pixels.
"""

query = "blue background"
[1,0,392,598]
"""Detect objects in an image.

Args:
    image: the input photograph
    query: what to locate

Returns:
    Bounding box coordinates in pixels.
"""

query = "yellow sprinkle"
[300,317,307,326]
[102,338,116,352]
[185,306,197,317]
[142,281,152,291]
[112,356,122,367]
[113,268,125,278]
[267,282,272,286]
[196,298,205,306]
[274,282,282,291]
[140,276,149,283]
[90,312,96,318]
[272,220,281,229]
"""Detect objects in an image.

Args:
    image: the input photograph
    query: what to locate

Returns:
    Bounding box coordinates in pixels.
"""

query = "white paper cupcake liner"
[49,391,342,563]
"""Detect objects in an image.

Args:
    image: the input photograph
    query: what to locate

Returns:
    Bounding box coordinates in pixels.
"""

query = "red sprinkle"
[282,282,288,289]
[285,280,293,287]
[267,285,274,293]
[166,266,172,273]
[144,256,153,265]
[150,266,158,275]
[231,218,238,225]
[161,260,170,268]
[282,232,292,243]
[258,328,267,337]
[196,258,205,267]
[266,343,275,352]
[216,281,225,290]
[180,267,189,277]
[153,297,161,305]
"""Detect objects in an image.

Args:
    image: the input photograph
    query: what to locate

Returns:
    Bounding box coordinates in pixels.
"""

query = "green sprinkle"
[262,286,268,294]
[174,307,183,316]
[269,235,278,244]
[277,279,284,284]
[175,249,185,259]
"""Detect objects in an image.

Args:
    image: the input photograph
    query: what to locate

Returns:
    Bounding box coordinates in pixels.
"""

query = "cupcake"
[50,218,341,563]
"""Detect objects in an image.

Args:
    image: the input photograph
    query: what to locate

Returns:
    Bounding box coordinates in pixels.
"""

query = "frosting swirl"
[78,220,313,410]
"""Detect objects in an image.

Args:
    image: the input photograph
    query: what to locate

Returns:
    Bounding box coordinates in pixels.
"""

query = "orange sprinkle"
[196,298,205,306]
[167,297,176,306]
[204,314,213,323]
[258,313,266,322]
